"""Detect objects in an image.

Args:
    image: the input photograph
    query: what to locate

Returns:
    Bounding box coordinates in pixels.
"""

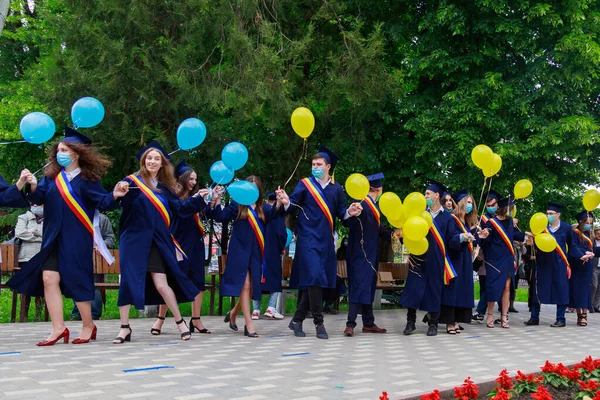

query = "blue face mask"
[547,215,556,224]
[425,197,434,207]
[444,208,452,213]
[312,168,325,180]
[584,224,593,231]
[57,153,73,168]
[486,206,497,214]
[466,204,473,214]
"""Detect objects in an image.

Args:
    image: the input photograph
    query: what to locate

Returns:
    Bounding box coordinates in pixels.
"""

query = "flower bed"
[379,356,600,400]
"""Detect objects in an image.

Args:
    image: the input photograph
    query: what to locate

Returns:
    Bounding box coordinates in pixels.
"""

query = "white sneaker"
[264,308,284,320]
[251,311,260,320]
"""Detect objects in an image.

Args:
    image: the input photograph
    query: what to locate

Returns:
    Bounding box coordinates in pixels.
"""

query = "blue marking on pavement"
[465,335,481,339]
[524,329,536,332]
[282,352,310,357]
[266,334,290,338]
[148,342,179,346]
[0,352,21,356]
[123,366,174,373]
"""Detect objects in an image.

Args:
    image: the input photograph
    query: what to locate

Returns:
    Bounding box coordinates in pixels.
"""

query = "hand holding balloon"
[17,169,33,191]
[477,228,490,239]
[348,202,363,217]
[275,186,290,206]
[113,181,129,199]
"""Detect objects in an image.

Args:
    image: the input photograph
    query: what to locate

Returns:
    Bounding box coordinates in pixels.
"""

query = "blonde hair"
[137,148,179,193]
[453,195,478,228]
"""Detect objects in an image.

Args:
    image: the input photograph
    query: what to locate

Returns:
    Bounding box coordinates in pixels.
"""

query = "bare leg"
[230,296,242,326]
[500,279,511,327]
[113,305,131,343]
[151,304,168,332]
[74,301,95,339]
[42,271,67,340]
[240,272,255,333]
[191,291,208,331]
[486,301,495,326]
[151,273,189,338]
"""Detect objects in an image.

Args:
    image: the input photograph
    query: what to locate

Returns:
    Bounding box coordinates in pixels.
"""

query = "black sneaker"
[471,313,484,322]
[323,305,339,315]
[403,321,416,335]
[550,320,566,328]
[508,307,519,313]
[288,320,306,337]
[426,324,438,336]
[524,319,539,326]
[316,324,329,339]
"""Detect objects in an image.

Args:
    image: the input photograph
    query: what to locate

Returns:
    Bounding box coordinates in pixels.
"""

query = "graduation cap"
[136,140,172,162]
[174,159,193,178]
[316,145,339,173]
[426,179,449,195]
[498,197,511,208]
[61,127,92,145]
[547,201,565,213]
[366,172,384,188]
[575,211,593,221]
[485,189,501,201]
[266,192,277,201]
[452,188,469,204]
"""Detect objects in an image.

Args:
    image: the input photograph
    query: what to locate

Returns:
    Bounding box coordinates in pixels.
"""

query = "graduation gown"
[286,177,348,290]
[210,201,280,300]
[170,211,207,291]
[7,174,112,302]
[400,210,461,313]
[568,229,596,309]
[0,175,30,208]
[442,216,476,309]
[480,216,525,303]
[116,176,207,309]
[533,221,585,305]
[344,196,392,305]
[261,216,287,293]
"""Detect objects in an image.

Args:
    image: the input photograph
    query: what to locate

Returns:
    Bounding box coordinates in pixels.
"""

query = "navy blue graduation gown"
[286,177,348,290]
[568,229,595,309]
[7,174,112,302]
[480,216,525,303]
[442,217,477,309]
[533,221,585,305]
[262,216,287,293]
[171,211,207,291]
[116,176,207,310]
[400,210,461,313]
[0,175,29,208]
[344,196,392,305]
[209,201,280,300]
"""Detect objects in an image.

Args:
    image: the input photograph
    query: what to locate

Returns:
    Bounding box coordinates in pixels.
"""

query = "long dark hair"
[45,142,111,181]
[237,175,265,223]
[177,169,198,200]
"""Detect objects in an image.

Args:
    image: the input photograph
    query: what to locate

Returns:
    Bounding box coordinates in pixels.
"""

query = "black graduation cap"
[266,192,277,201]
[174,159,192,178]
[317,145,339,173]
[426,179,449,195]
[452,188,469,204]
[547,201,565,213]
[485,189,501,201]
[136,140,172,162]
[61,126,92,145]
[498,197,511,208]
[576,210,594,221]
[366,172,384,188]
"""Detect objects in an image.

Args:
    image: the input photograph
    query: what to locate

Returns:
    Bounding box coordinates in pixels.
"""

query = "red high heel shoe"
[72,325,97,344]
[37,327,70,347]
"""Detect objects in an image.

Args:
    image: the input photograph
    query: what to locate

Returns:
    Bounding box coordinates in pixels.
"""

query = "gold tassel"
[331,173,335,184]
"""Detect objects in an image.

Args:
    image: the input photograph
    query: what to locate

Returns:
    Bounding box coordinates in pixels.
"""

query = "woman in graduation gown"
[111,142,209,344]
[7,128,113,346]
[0,172,31,208]
[480,197,525,329]
[441,190,485,334]
[209,176,281,337]
[151,160,212,335]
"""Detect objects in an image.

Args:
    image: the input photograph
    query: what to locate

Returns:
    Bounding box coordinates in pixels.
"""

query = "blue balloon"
[20,112,56,144]
[71,97,105,128]
[285,228,293,248]
[209,160,234,185]
[177,118,207,151]
[228,180,259,206]
[222,142,248,171]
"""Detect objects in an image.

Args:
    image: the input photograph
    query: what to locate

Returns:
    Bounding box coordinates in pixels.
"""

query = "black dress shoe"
[403,321,416,335]
[422,314,429,324]
[550,320,566,328]
[595,307,600,313]
[524,319,539,326]
[426,324,438,336]
[323,305,339,315]
[508,307,519,313]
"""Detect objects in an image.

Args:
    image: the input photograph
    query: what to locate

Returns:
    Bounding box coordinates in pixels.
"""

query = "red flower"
[515,370,543,384]
[490,388,512,400]
[421,389,441,400]
[453,377,480,400]
[495,369,514,390]
[541,361,557,374]
[574,356,596,373]
[531,385,552,400]
[580,380,600,392]
[379,391,390,400]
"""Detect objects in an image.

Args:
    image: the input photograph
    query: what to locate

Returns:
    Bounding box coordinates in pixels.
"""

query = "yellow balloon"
[514,179,533,200]
[471,144,493,170]
[290,107,315,139]
[404,192,427,219]
[403,216,430,241]
[421,211,433,228]
[529,212,548,235]
[509,205,517,218]
[483,153,502,177]
[379,192,402,220]
[535,233,557,253]
[344,173,370,200]
[404,238,429,255]
[389,207,406,228]
[583,189,600,212]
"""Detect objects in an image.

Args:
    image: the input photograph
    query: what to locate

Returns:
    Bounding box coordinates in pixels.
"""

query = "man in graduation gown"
[0,172,33,208]
[525,202,594,327]
[343,172,399,337]
[276,146,362,339]
[400,180,461,337]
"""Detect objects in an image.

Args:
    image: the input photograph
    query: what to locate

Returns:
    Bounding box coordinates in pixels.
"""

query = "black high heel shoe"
[190,317,211,334]
[113,324,132,344]
[176,318,191,341]
[244,326,258,338]
[224,311,238,331]
[151,316,165,336]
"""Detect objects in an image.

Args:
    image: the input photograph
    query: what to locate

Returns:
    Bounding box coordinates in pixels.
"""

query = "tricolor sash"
[127,174,187,260]
[451,214,473,254]
[194,213,206,236]
[247,206,266,283]
[575,229,593,250]
[55,171,114,264]
[544,228,571,279]
[363,195,380,228]
[301,177,334,233]
[487,217,517,271]
[430,217,457,285]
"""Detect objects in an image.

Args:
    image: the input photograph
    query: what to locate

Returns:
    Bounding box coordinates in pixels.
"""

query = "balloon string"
[0,140,27,145]
[476,176,488,219]
[283,139,307,190]
[477,177,493,227]
[357,217,377,274]
[33,161,53,176]
[168,148,181,156]
[289,202,309,220]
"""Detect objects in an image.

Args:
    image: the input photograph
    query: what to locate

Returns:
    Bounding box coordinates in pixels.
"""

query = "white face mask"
[31,206,43,216]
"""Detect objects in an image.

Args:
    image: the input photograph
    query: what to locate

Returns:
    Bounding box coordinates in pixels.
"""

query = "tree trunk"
[0,0,9,36]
